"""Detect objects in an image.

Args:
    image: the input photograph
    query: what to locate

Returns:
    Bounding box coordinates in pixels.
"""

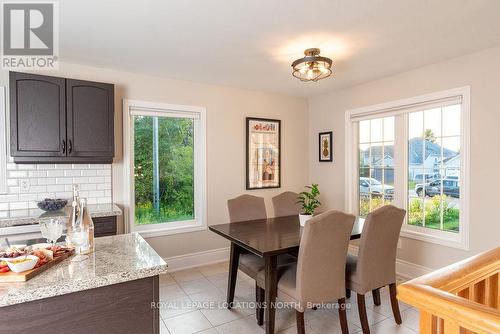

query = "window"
[123,100,206,237]
[346,87,469,249]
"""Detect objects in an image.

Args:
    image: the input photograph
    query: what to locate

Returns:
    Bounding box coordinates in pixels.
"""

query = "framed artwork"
[246,117,281,190]
[319,131,333,162]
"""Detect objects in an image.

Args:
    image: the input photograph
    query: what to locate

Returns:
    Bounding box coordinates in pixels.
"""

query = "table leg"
[264,255,278,334]
[226,242,241,309]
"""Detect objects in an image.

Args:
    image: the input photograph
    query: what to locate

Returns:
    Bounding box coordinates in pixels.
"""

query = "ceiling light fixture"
[291,48,333,82]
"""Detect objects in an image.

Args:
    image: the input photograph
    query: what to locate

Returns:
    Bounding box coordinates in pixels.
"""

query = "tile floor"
[159,262,419,334]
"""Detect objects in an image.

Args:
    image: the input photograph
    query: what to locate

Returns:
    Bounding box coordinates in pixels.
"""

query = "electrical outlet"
[20,179,30,191]
[397,239,402,249]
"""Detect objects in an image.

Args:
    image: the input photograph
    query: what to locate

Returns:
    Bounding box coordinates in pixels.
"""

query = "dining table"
[209,214,365,334]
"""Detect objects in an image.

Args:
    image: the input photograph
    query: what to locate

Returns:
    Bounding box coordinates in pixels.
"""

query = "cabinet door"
[10,72,66,157]
[66,79,114,159]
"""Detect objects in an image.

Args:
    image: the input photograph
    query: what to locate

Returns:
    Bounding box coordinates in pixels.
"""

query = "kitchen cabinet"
[93,216,117,237]
[10,72,114,163]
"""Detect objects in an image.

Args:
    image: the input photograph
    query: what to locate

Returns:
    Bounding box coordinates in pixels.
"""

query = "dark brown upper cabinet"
[10,72,114,163]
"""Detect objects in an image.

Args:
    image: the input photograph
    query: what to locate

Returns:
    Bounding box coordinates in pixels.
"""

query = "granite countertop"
[0,233,168,307]
[0,203,122,229]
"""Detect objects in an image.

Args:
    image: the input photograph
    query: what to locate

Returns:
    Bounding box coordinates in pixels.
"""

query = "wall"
[0,162,112,218]
[308,46,500,270]
[0,64,309,257]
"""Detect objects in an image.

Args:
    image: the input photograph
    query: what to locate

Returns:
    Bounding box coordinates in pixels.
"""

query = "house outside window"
[345,87,470,249]
[123,100,207,237]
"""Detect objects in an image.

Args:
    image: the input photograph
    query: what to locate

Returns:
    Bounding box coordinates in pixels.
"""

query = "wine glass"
[68,224,89,262]
[40,219,64,249]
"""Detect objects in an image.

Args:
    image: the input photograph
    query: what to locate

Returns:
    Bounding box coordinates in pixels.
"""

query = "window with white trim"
[123,100,206,237]
[346,87,469,249]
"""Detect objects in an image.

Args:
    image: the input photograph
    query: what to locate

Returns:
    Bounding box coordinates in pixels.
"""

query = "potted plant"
[297,184,321,226]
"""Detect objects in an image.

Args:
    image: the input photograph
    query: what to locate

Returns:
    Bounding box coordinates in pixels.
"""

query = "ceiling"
[59,0,500,97]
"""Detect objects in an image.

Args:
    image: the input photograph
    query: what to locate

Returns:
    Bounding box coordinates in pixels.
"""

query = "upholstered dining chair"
[272,191,302,217]
[256,210,356,334]
[226,194,296,309]
[345,205,406,334]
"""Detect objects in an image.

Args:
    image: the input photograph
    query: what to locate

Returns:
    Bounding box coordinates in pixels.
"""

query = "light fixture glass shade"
[291,48,333,82]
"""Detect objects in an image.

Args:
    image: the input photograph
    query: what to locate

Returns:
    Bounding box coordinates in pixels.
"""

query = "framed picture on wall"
[246,117,281,190]
[319,131,333,162]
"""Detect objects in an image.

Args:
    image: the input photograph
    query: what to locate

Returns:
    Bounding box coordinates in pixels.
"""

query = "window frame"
[123,99,207,238]
[345,87,470,250]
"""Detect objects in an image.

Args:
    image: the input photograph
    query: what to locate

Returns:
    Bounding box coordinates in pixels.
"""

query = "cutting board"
[0,249,74,282]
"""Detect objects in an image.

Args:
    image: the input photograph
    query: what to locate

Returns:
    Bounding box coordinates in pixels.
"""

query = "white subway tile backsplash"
[1,163,112,218]
[9,170,27,178]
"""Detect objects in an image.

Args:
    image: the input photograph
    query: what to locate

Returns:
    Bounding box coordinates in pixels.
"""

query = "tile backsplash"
[0,163,112,219]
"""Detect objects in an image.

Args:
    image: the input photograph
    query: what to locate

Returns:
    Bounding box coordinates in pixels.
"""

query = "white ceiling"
[59,0,500,97]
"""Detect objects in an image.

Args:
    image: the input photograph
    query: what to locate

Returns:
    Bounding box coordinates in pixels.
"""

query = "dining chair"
[272,191,302,217]
[345,205,406,334]
[226,194,295,310]
[256,210,356,334]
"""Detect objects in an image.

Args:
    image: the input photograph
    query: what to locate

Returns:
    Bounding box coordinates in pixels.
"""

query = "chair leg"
[389,283,402,324]
[255,284,264,326]
[372,288,381,306]
[338,298,349,334]
[296,310,305,334]
[346,288,351,299]
[357,293,370,334]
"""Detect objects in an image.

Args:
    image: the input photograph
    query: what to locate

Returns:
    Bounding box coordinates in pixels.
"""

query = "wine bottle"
[77,198,95,255]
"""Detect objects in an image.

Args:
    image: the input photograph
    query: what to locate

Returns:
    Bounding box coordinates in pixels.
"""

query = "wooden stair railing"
[398,247,500,334]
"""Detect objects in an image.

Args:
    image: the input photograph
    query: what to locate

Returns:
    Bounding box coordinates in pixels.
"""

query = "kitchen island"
[0,233,167,334]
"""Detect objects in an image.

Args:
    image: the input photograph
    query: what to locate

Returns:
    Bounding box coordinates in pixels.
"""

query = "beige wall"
[0,63,309,258]
[308,46,500,270]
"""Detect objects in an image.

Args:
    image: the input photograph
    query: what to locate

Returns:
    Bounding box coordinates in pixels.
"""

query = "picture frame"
[319,131,333,162]
[246,117,281,190]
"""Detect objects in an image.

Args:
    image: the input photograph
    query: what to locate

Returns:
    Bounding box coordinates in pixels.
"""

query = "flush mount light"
[291,48,333,82]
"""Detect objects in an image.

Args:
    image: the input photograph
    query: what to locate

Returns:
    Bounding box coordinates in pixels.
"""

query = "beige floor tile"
[195,329,218,334]
[370,318,418,333]
[171,268,205,282]
[345,302,388,328]
[306,312,361,334]
[160,319,170,334]
[160,273,177,286]
[198,262,229,276]
[160,295,198,320]
[189,288,226,304]
[201,305,254,327]
[399,308,420,332]
[179,277,219,295]
[278,324,319,334]
[214,314,265,334]
[160,283,188,301]
[164,310,212,334]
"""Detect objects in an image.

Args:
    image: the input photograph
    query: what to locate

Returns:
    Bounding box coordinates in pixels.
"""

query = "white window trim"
[0,87,7,194]
[123,99,207,238]
[345,87,470,250]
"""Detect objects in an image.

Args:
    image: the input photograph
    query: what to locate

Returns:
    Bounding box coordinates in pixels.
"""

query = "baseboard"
[163,244,433,278]
[348,244,433,280]
[164,247,230,272]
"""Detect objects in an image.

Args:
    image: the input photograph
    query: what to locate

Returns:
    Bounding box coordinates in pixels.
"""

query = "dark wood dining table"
[209,215,364,334]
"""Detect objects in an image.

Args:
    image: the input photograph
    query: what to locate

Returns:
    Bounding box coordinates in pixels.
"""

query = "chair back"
[272,191,302,217]
[227,194,267,223]
[296,210,355,304]
[356,205,406,293]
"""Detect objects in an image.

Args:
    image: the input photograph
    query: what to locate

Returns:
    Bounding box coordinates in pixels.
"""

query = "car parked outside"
[359,177,394,199]
[415,178,460,198]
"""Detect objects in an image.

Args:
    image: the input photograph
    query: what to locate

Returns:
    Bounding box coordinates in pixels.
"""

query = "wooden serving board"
[0,249,74,282]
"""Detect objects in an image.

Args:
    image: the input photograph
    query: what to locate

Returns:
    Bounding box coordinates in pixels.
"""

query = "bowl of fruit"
[37,198,68,212]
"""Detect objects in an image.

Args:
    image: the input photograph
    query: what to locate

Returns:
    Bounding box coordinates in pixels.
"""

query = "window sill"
[401,225,469,250]
[133,224,207,238]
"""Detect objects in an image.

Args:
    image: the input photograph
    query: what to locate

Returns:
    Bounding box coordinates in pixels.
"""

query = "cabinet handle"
[62,140,66,154]
[68,140,73,154]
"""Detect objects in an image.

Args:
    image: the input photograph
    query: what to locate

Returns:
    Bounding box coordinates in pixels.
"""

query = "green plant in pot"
[297,184,321,226]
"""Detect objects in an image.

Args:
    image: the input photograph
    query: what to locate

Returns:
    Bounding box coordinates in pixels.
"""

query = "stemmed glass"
[39,219,64,249]
[67,224,89,262]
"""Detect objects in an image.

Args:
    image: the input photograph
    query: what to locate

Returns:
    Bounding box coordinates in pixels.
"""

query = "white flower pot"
[299,214,312,227]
